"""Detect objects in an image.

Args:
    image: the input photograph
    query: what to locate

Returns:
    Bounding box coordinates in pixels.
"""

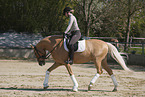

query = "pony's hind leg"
[102,56,118,92]
[88,58,103,90]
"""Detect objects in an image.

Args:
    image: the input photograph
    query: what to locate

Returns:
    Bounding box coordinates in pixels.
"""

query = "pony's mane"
[48,35,63,38]
[37,35,63,46]
[41,35,63,42]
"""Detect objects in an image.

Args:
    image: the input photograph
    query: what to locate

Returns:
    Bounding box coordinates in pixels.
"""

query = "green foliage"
[0,0,70,34]
[128,48,145,55]
[73,0,145,38]
[0,0,144,38]
[130,10,145,37]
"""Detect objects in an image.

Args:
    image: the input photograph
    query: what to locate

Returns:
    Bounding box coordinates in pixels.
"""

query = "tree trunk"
[124,0,131,51]
[84,20,90,37]
[87,27,90,37]
[124,16,131,51]
[85,23,90,37]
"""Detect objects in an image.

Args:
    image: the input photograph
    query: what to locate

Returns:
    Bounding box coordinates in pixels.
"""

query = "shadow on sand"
[0,87,112,92]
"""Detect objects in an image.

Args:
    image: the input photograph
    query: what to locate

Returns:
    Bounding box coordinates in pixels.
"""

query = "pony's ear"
[30,45,34,49]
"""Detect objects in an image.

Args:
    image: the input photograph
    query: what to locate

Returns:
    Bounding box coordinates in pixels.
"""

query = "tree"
[75,0,114,36]
[117,0,145,51]
[73,0,93,36]
[0,0,145,40]
[0,0,71,34]
[130,9,145,38]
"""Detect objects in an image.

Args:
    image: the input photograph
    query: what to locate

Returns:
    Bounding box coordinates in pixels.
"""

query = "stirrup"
[65,59,73,65]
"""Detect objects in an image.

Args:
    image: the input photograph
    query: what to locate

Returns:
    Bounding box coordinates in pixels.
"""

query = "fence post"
[142,43,144,55]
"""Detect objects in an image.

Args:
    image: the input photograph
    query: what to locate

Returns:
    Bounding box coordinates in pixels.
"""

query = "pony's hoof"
[88,83,93,90]
[72,86,78,92]
[72,88,78,92]
[43,86,49,90]
[112,88,117,92]
[88,85,92,90]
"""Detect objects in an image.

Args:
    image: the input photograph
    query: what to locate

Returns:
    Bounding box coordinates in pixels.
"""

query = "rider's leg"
[67,44,74,64]
[66,31,81,64]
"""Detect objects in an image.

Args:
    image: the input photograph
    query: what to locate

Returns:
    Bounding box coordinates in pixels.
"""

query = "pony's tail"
[107,43,132,72]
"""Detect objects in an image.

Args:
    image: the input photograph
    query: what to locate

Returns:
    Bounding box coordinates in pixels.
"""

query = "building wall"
[0,48,35,58]
[127,54,145,65]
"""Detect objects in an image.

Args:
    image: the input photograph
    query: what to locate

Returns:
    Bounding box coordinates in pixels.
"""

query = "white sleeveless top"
[64,13,80,34]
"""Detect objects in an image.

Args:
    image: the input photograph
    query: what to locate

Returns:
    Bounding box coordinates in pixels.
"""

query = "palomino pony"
[31,35,131,92]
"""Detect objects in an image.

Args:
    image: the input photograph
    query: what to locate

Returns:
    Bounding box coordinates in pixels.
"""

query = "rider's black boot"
[66,44,74,65]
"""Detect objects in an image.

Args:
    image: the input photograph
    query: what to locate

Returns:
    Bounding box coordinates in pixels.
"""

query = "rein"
[34,39,63,59]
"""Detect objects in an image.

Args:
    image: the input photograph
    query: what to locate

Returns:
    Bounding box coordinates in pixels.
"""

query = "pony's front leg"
[43,62,61,89]
[43,71,50,89]
[65,64,78,92]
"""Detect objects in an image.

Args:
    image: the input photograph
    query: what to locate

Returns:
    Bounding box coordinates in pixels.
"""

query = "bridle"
[34,46,47,59]
[34,39,63,59]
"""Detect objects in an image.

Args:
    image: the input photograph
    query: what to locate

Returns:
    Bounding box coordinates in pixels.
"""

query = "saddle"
[64,36,86,52]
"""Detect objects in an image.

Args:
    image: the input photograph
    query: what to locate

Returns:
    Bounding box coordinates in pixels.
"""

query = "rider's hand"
[63,33,68,39]
[65,35,68,39]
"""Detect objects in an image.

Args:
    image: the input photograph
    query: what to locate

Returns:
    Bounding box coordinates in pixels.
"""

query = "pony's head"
[31,45,46,66]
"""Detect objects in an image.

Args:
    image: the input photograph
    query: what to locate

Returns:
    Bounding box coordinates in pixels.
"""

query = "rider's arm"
[64,14,74,34]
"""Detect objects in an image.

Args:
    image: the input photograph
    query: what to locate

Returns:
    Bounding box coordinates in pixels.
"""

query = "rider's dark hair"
[63,7,72,15]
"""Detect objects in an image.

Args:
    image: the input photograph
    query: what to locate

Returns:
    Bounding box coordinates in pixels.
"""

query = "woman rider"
[63,7,81,64]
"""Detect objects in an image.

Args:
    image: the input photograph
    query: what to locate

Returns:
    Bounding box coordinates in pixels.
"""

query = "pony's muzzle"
[39,61,45,66]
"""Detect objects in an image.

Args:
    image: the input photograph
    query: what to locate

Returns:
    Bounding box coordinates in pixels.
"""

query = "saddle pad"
[64,38,86,52]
